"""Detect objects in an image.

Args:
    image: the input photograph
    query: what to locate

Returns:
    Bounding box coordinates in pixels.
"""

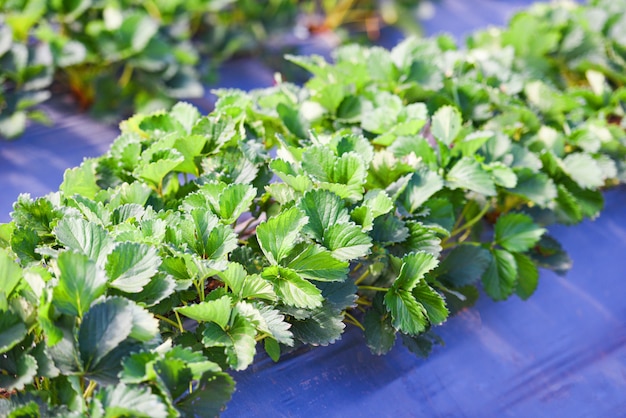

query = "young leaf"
[412,281,448,325]
[285,244,349,282]
[54,217,113,266]
[175,296,232,329]
[384,289,427,335]
[494,213,546,253]
[106,242,161,293]
[96,383,168,418]
[218,184,256,224]
[322,223,372,261]
[298,190,351,241]
[431,105,462,145]
[218,263,276,301]
[261,266,323,309]
[53,251,108,317]
[446,157,497,196]
[0,249,22,299]
[393,252,440,291]
[256,207,308,265]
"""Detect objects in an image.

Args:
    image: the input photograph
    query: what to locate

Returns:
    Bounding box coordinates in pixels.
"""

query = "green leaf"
[78,298,134,372]
[173,135,207,175]
[218,184,256,224]
[436,244,492,286]
[384,288,427,335]
[106,242,161,293]
[290,306,345,346]
[175,296,232,329]
[511,168,557,207]
[254,304,293,346]
[401,167,444,213]
[495,213,545,252]
[482,249,517,301]
[322,223,372,261]
[431,105,462,145]
[153,357,194,401]
[371,214,409,245]
[60,159,100,200]
[133,150,184,187]
[487,162,517,188]
[0,311,27,354]
[53,251,108,317]
[298,190,351,242]
[446,157,496,196]
[364,296,396,355]
[393,252,439,291]
[529,235,572,276]
[0,353,37,391]
[54,217,113,266]
[256,207,308,265]
[170,102,200,134]
[175,371,234,417]
[412,281,448,325]
[202,313,256,370]
[285,244,349,282]
[262,266,323,309]
[0,249,22,299]
[218,263,276,301]
[264,338,281,362]
[96,383,168,418]
[562,153,605,189]
[514,253,539,300]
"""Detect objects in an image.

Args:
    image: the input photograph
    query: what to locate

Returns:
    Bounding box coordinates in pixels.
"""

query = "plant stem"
[358,285,389,292]
[353,267,370,285]
[174,310,185,333]
[83,380,97,399]
[344,311,365,331]
[156,314,181,330]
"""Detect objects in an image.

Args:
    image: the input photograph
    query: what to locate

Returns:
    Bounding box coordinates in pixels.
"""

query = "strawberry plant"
[1,0,625,415]
[0,0,424,138]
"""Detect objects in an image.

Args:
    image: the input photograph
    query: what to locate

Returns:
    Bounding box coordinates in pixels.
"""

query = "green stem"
[344,312,365,331]
[174,310,185,333]
[83,380,97,399]
[358,285,389,292]
[442,203,491,249]
[156,314,181,330]
[353,266,370,286]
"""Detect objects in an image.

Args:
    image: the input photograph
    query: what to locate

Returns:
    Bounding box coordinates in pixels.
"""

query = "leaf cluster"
[0,0,423,139]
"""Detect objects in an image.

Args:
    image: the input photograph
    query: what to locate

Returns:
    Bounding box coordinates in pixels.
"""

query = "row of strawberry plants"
[0,0,422,139]
[1,0,626,416]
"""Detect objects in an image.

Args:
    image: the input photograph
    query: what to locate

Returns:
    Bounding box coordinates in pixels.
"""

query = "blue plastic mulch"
[1,1,623,416]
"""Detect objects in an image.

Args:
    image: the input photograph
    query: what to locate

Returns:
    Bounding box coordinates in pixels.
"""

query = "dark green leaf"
[482,249,517,301]
[494,213,545,252]
[436,245,491,286]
